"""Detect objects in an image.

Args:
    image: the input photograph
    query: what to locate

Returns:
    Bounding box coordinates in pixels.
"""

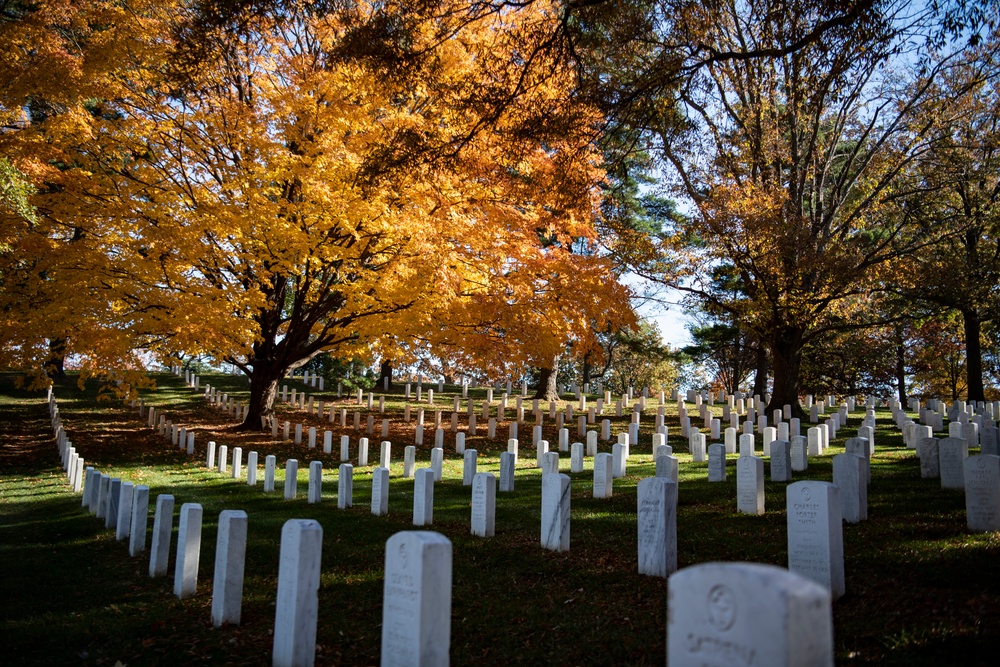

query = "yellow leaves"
[0,0,628,380]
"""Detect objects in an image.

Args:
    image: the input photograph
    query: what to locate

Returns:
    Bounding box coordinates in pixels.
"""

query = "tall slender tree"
[643,0,977,416]
[902,40,1000,402]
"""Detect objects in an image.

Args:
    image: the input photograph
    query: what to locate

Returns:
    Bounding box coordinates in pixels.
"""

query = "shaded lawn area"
[1,372,998,665]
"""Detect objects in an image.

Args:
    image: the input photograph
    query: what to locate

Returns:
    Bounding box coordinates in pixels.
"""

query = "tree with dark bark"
[534,353,562,402]
[638,1,978,417]
[0,1,630,422]
[901,42,1000,402]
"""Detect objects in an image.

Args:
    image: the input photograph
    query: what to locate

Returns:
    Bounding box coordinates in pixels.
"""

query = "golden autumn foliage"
[0,1,633,419]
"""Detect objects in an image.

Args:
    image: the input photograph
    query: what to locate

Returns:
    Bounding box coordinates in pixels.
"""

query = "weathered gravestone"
[264,455,276,493]
[762,426,777,457]
[535,439,548,468]
[962,421,979,447]
[380,531,452,667]
[541,473,571,552]
[807,427,822,456]
[470,472,496,538]
[636,477,677,578]
[247,451,258,486]
[982,425,999,456]
[404,446,416,479]
[149,494,174,578]
[371,467,389,516]
[667,562,834,667]
[308,461,323,504]
[656,455,679,482]
[690,432,707,462]
[787,481,845,599]
[791,435,808,472]
[338,463,353,509]
[593,453,613,499]
[770,440,792,482]
[542,451,559,476]
[105,478,121,530]
[128,485,150,557]
[844,437,872,485]
[273,519,323,667]
[833,453,867,523]
[964,455,1000,532]
[570,442,584,472]
[463,449,478,486]
[430,448,444,482]
[211,509,248,627]
[174,503,203,599]
[284,459,298,500]
[612,442,627,479]
[737,455,764,515]
[413,469,435,526]
[115,482,134,542]
[708,443,726,482]
[939,437,969,490]
[917,437,940,478]
[499,452,515,492]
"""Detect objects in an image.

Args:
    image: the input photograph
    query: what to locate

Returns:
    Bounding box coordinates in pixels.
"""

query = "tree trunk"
[962,308,985,402]
[46,337,67,378]
[242,364,283,431]
[378,359,393,390]
[534,353,561,401]
[765,327,805,419]
[894,326,907,404]
[582,355,592,387]
[751,339,769,398]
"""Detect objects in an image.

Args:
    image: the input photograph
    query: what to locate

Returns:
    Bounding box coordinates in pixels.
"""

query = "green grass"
[1,371,998,666]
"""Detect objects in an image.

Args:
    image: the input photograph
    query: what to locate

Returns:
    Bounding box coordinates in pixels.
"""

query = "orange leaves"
[0,0,632,388]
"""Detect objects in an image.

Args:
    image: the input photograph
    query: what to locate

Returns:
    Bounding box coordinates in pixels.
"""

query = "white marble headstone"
[499,451,515,492]
[371,467,389,516]
[790,435,808,472]
[173,503,203,599]
[637,477,677,578]
[404,445,416,478]
[939,437,969,489]
[770,440,792,482]
[571,442,584,472]
[655,455,679,482]
[273,519,323,667]
[737,456,764,515]
[463,449,477,486]
[964,455,1000,531]
[471,472,496,538]
[593,452,613,498]
[413,468,435,526]
[917,437,940,478]
[381,531,452,666]
[787,481,845,599]
[284,459,298,500]
[707,443,726,482]
[211,509,248,627]
[541,473,571,551]
[667,562,833,667]
[832,453,867,523]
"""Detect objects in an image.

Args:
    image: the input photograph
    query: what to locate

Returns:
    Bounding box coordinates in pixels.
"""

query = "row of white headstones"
[160,367,1000,545]
[155,368,1000,567]
[52,382,847,667]
[134,372,999,664]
